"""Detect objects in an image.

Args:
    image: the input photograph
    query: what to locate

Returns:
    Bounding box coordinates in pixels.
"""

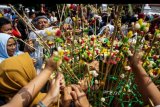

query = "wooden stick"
[61,63,79,81]
[56,4,61,21]
[23,12,37,31]
[18,39,38,52]
[59,4,65,27]
[103,5,123,90]
[57,93,60,107]
[142,33,156,63]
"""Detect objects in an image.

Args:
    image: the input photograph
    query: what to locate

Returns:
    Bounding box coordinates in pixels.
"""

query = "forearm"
[4,68,53,107]
[23,68,52,97]
[132,64,160,105]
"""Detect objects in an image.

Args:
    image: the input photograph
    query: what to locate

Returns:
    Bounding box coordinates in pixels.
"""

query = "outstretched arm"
[2,55,62,107]
[129,53,160,105]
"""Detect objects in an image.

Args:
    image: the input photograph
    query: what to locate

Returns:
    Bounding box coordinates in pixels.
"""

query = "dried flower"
[55,29,62,37]
[89,70,99,77]
[124,66,131,71]
[127,31,133,38]
[144,27,149,33]
[95,80,99,84]
[135,23,140,30]
[101,97,105,102]
[120,73,125,79]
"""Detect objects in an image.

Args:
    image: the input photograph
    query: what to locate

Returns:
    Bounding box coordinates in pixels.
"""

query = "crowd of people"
[0,4,160,107]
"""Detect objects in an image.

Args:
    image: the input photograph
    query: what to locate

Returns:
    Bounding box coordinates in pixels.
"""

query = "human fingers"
[70,91,81,107]
[71,85,81,96]
[62,87,73,107]
[55,73,63,83]
[75,85,85,94]
[60,79,65,91]
[63,87,72,99]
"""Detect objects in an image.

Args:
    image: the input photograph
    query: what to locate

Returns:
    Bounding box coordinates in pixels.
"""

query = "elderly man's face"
[36,18,49,30]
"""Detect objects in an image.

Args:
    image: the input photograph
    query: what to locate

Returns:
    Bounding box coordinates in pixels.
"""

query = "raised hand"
[45,54,62,71]
[41,73,65,106]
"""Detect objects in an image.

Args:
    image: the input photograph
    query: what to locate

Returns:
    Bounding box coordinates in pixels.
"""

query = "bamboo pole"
[56,4,61,21]
[103,5,123,90]
[59,4,65,27]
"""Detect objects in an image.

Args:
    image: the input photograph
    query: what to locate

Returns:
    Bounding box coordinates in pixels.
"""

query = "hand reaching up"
[41,73,65,106]
[128,52,143,67]
[45,54,62,71]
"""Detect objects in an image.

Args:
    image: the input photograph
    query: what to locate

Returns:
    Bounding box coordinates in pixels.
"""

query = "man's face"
[0,23,13,35]
[36,18,49,30]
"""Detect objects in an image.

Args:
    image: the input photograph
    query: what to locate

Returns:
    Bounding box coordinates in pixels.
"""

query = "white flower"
[142,22,147,26]
[95,80,99,84]
[89,70,99,77]
[57,46,62,52]
[79,39,82,43]
[135,23,140,30]
[113,40,118,46]
[156,33,160,39]
[53,51,58,56]
[86,46,89,49]
[131,22,134,27]
[150,61,155,65]
[89,54,92,57]
[114,50,119,54]
[63,45,67,48]
[120,74,125,79]
[101,97,105,102]
[66,4,71,8]
[94,51,97,55]
[124,66,131,71]
[139,51,144,57]
[148,64,153,69]
[127,89,132,93]
[129,38,137,45]
[76,56,79,60]
[127,50,133,56]
[103,53,108,59]
[148,61,155,69]
[74,40,78,44]
[70,37,73,41]
[144,27,149,32]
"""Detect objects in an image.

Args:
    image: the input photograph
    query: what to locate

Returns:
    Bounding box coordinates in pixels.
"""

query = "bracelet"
[38,101,46,107]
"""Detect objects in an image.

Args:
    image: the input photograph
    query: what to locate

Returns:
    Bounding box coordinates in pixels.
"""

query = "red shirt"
[12,29,21,38]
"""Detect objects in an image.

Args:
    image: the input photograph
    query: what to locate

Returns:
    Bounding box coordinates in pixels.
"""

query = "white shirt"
[106,23,114,34]
[28,27,53,74]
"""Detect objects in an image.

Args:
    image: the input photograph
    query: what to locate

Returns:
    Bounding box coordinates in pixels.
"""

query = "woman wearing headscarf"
[0,53,64,107]
[0,33,23,63]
